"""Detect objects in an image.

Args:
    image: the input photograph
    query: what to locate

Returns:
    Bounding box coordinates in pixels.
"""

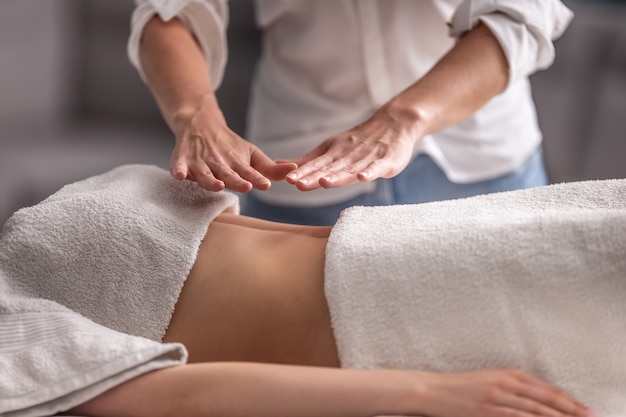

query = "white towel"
[0,294,186,417]
[0,164,239,416]
[1,164,239,341]
[324,179,626,416]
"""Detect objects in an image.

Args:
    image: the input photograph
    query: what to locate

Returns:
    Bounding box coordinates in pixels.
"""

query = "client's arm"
[70,363,590,417]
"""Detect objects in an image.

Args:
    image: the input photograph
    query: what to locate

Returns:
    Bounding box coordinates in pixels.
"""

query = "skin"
[138,15,508,193]
[68,212,595,417]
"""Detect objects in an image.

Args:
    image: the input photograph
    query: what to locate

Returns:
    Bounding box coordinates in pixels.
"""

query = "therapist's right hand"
[169,107,297,193]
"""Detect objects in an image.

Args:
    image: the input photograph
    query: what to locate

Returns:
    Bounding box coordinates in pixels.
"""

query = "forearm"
[139,16,225,131]
[389,22,509,138]
[180,363,419,417]
[137,14,290,191]
[70,363,590,417]
[72,363,423,417]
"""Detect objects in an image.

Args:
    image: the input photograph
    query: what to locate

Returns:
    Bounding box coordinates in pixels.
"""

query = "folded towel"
[0,295,186,417]
[0,164,239,416]
[1,164,239,341]
[324,179,626,416]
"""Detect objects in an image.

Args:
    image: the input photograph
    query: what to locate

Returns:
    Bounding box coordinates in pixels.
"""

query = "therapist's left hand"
[283,103,424,191]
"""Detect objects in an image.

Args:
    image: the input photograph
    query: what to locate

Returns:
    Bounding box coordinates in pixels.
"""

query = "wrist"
[172,93,222,122]
[373,369,428,416]
[383,95,431,142]
[171,93,226,136]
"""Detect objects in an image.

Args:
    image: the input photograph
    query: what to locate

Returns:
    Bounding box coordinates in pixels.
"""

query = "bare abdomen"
[163,217,339,367]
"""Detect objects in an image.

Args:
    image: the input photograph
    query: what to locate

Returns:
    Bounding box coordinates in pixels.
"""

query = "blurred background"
[1,0,625,226]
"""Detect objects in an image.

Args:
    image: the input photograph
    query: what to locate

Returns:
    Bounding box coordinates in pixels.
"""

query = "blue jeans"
[243,147,548,226]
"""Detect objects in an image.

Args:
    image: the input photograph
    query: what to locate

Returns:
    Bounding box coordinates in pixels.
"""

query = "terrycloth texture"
[0,295,186,417]
[0,164,239,416]
[325,179,626,416]
[1,164,239,341]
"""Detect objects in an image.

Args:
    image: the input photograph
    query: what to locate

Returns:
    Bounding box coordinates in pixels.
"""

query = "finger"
[227,158,270,191]
[318,158,373,189]
[318,172,358,189]
[357,158,397,182]
[170,151,190,180]
[187,164,227,192]
[271,162,299,180]
[206,162,254,193]
[301,138,392,189]
[291,138,380,189]
[210,147,292,190]
[250,152,298,183]
[170,138,203,181]
[514,374,592,416]
[285,146,332,184]
[292,134,398,188]
[286,155,335,185]
[171,163,188,180]
[290,156,358,191]
[493,391,574,417]
[180,143,256,192]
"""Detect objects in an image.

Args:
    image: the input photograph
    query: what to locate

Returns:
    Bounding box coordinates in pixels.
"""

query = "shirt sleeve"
[449,0,574,85]
[127,0,229,89]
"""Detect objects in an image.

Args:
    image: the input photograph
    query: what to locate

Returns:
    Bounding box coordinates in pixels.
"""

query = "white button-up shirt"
[128,0,574,205]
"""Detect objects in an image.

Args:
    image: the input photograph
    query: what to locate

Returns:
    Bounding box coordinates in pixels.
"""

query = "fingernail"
[298,178,309,185]
[321,176,332,183]
[287,173,298,180]
[360,171,370,179]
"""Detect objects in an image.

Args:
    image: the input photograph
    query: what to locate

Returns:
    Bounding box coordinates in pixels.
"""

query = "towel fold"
[0,298,186,417]
[324,179,626,416]
[1,164,239,341]
[0,164,239,416]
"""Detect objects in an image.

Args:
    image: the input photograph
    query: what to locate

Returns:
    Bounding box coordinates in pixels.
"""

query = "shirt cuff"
[127,0,229,90]
[448,0,574,85]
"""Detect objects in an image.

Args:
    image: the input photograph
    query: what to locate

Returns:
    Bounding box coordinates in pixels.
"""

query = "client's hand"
[417,368,595,417]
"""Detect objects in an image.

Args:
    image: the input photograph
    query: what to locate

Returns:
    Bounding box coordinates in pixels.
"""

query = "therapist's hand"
[170,107,297,193]
[284,22,511,192]
[139,16,296,193]
[283,102,424,191]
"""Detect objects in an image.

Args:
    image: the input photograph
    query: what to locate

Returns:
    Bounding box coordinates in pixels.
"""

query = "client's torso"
[163,213,340,367]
